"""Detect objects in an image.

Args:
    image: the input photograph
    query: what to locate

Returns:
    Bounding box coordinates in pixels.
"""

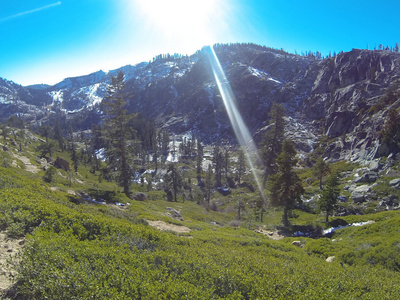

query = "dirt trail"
[0,232,24,296]
[12,153,40,174]
[147,220,191,233]
[255,228,286,240]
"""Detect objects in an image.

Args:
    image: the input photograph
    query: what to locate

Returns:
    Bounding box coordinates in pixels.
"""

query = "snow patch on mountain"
[73,83,105,107]
[49,90,64,103]
[248,66,282,84]
[204,84,215,105]
[0,96,12,104]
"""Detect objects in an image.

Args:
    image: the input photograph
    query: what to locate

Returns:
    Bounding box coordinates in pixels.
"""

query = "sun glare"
[133,0,226,54]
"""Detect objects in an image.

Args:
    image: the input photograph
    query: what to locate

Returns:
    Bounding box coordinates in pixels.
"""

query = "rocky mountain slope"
[1,43,400,163]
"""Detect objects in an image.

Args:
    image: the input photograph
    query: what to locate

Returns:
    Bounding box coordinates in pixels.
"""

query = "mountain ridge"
[1,43,400,163]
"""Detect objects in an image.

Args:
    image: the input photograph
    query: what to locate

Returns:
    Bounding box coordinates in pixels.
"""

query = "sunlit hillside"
[0,116,399,299]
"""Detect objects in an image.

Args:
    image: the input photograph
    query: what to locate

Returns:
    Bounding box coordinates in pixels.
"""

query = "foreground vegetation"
[0,133,400,299]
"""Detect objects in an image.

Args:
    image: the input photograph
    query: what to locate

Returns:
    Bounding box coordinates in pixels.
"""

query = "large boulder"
[53,157,70,171]
[133,192,147,201]
[355,172,378,183]
[369,160,382,172]
[389,178,400,189]
[326,256,336,263]
[351,185,371,203]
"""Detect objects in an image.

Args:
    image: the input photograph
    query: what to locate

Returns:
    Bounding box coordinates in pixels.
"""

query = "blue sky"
[1,0,399,86]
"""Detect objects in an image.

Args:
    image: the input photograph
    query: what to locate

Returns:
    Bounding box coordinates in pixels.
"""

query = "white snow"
[322,220,374,235]
[0,96,13,104]
[49,90,64,103]
[95,148,106,161]
[73,83,103,106]
[248,66,282,84]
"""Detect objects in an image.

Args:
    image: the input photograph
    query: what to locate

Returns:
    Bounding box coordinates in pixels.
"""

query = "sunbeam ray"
[206,45,266,202]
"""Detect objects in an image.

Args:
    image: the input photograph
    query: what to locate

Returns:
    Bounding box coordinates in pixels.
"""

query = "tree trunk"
[282,206,289,227]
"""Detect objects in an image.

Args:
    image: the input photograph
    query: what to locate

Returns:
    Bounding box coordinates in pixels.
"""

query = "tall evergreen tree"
[205,164,213,205]
[53,120,64,152]
[71,141,79,172]
[153,131,159,172]
[1,125,9,142]
[224,147,230,181]
[258,102,285,221]
[237,147,246,185]
[261,102,286,189]
[381,108,400,148]
[313,157,330,190]
[318,173,340,223]
[39,125,52,142]
[101,71,133,196]
[164,163,182,202]
[212,145,223,186]
[270,140,304,227]
[196,138,203,183]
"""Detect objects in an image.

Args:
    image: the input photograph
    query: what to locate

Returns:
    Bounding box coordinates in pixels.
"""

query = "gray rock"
[355,172,378,183]
[53,157,70,171]
[291,241,302,247]
[325,111,357,138]
[354,184,372,193]
[352,185,371,203]
[389,178,400,187]
[352,192,366,203]
[369,160,381,172]
[133,193,147,201]
[326,256,336,263]
[166,207,182,218]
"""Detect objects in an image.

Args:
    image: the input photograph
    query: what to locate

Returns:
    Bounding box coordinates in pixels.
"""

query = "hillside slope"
[0,127,400,299]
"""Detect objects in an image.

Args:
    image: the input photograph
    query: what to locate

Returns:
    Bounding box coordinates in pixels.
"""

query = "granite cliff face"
[300,49,400,162]
[1,44,400,163]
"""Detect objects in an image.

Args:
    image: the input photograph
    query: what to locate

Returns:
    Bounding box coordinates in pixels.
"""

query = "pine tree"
[153,132,159,172]
[261,102,286,189]
[71,141,79,172]
[237,147,246,185]
[39,125,52,142]
[270,140,304,227]
[53,120,64,152]
[213,145,223,186]
[164,163,182,202]
[101,71,133,196]
[36,141,57,158]
[205,164,213,205]
[259,102,285,222]
[224,147,230,181]
[381,108,400,147]
[0,125,9,142]
[313,157,330,190]
[196,138,203,183]
[318,173,340,223]
[161,130,170,154]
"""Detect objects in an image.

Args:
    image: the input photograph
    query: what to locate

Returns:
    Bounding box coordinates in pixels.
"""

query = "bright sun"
[133,0,227,54]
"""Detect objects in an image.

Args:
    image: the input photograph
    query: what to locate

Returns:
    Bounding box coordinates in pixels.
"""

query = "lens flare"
[206,45,266,202]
